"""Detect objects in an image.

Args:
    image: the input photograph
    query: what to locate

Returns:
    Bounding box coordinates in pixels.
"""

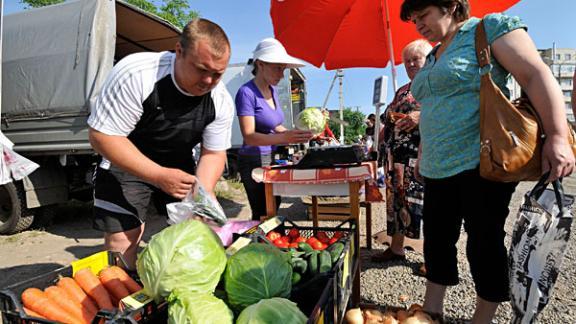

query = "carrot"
[74,268,114,310]
[23,306,46,319]
[45,286,93,324]
[109,266,142,293]
[21,287,81,324]
[99,267,131,303]
[57,277,99,318]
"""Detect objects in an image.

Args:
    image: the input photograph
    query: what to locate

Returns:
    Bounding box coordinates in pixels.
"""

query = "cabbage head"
[167,289,233,324]
[295,108,327,135]
[236,298,307,324]
[224,243,292,311]
[137,220,226,301]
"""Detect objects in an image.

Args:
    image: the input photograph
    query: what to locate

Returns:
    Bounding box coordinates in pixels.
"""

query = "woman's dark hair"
[400,0,470,23]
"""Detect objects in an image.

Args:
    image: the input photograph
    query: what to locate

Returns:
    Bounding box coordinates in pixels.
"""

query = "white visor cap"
[252,38,306,68]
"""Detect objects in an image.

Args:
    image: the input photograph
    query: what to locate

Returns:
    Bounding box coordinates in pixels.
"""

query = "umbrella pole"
[383,0,398,92]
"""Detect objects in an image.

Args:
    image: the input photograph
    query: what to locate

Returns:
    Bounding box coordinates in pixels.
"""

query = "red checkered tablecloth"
[252,163,373,184]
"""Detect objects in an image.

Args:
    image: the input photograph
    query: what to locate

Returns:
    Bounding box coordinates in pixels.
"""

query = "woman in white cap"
[236,38,313,220]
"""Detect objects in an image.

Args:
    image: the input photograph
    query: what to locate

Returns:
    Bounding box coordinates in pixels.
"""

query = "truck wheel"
[0,182,34,235]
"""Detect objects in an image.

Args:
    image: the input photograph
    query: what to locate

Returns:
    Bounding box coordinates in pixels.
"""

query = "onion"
[345,308,364,324]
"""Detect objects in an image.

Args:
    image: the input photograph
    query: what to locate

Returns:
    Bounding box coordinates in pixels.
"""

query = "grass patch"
[215,179,245,201]
[0,230,44,244]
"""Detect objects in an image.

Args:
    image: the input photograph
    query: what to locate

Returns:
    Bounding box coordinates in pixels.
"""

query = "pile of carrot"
[20,266,142,324]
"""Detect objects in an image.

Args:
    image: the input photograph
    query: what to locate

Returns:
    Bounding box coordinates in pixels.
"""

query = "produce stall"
[0,216,356,324]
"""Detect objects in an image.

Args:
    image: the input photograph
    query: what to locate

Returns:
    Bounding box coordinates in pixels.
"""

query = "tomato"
[288,228,300,239]
[328,237,339,245]
[311,240,324,250]
[267,231,281,241]
[273,238,289,248]
[332,231,344,239]
[316,232,330,244]
[294,236,307,243]
[280,236,291,243]
[307,237,319,245]
[289,242,299,248]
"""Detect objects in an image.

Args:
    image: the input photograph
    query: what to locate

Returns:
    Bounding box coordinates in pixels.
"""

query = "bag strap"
[530,173,568,217]
[474,19,491,70]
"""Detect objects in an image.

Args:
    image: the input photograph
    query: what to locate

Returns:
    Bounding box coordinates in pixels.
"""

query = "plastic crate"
[0,251,166,324]
[245,216,357,319]
[307,278,336,324]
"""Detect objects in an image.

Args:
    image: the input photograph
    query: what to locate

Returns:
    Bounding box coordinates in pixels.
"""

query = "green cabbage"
[296,108,327,134]
[137,220,226,302]
[236,298,307,324]
[167,290,233,324]
[224,243,292,311]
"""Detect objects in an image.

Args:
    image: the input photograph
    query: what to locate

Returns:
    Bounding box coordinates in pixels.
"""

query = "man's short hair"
[180,18,230,57]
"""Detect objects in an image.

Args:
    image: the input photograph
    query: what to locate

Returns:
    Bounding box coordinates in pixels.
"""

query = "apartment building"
[539,47,576,122]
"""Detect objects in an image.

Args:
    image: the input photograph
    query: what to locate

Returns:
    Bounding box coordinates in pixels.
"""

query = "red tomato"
[316,232,330,244]
[311,241,324,250]
[267,231,281,241]
[328,237,339,245]
[280,236,291,243]
[289,242,299,248]
[288,228,300,239]
[294,236,307,243]
[273,238,289,248]
[307,237,320,245]
[332,231,344,239]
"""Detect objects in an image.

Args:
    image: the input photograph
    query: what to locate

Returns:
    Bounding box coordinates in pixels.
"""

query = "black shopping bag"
[509,176,574,324]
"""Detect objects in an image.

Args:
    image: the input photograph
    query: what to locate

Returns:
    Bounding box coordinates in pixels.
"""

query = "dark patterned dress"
[382,83,424,239]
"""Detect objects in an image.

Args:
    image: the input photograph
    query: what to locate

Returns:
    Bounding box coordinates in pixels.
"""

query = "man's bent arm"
[195,147,227,198]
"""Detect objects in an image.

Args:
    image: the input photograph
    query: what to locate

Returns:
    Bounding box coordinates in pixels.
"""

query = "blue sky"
[4,0,576,116]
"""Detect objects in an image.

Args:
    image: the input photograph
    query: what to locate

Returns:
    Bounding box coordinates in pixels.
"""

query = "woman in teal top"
[401,0,575,322]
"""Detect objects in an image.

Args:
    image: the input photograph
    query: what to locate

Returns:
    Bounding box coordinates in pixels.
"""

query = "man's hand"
[154,167,197,199]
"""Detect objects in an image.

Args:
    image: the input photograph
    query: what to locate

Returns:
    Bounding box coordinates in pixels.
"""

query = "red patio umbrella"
[271,0,521,71]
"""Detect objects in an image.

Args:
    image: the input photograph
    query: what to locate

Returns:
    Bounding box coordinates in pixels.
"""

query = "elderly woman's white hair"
[402,39,433,59]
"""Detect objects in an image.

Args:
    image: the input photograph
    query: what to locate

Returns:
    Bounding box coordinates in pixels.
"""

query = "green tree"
[20,0,64,8]
[326,108,367,145]
[20,0,199,29]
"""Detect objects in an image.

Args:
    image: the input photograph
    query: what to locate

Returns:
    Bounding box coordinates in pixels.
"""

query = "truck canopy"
[1,0,180,153]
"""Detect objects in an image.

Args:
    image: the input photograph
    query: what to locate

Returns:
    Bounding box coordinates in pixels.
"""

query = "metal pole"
[321,71,339,110]
[383,0,398,92]
[338,69,344,143]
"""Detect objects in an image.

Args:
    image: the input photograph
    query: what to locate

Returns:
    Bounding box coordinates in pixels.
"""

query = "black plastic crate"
[246,216,357,318]
[307,277,336,324]
[0,251,165,324]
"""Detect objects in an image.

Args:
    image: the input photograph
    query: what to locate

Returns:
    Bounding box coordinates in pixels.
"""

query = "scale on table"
[287,145,364,169]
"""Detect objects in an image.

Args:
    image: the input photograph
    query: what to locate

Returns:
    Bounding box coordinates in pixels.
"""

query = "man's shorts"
[93,166,178,233]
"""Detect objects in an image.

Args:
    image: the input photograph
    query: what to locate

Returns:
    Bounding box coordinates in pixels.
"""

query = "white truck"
[0,0,181,234]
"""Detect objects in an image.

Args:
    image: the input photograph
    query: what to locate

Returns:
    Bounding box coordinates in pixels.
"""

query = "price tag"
[341,250,350,287]
[121,291,153,310]
[225,237,251,257]
[71,251,109,275]
[258,217,282,233]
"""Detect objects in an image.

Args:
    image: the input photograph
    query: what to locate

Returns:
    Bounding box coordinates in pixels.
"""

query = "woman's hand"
[542,135,575,182]
[282,129,314,144]
[396,111,420,132]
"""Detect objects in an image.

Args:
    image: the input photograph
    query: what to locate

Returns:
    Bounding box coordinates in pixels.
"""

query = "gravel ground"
[356,176,576,324]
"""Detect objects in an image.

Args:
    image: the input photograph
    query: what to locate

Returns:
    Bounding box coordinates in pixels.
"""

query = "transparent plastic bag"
[166,180,227,226]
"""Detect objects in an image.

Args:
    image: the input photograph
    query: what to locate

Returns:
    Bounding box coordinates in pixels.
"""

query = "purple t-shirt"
[235,80,285,155]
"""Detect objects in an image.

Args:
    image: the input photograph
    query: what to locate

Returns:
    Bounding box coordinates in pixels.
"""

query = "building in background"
[507,47,575,123]
[540,47,576,122]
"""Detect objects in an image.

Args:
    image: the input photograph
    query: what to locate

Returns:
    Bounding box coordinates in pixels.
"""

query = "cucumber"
[307,251,319,276]
[318,250,332,274]
[298,242,314,253]
[292,272,302,285]
[292,258,308,274]
[327,242,345,264]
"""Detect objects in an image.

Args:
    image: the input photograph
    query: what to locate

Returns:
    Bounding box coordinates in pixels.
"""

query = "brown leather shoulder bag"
[476,19,576,182]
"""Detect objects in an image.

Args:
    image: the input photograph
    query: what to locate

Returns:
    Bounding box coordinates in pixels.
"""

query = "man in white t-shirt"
[88,18,234,269]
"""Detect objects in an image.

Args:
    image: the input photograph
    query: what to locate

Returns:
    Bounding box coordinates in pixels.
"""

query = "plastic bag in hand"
[166,180,227,226]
